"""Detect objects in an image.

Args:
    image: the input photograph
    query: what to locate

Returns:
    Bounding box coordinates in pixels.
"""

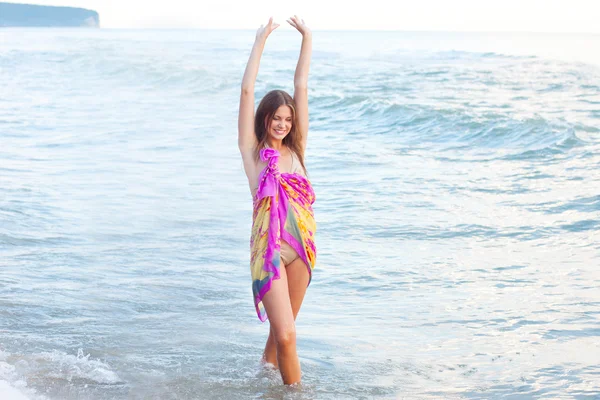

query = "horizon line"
[6,26,598,35]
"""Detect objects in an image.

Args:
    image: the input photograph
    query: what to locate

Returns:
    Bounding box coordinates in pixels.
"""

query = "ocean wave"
[541,195,600,214]
[0,348,122,400]
[375,49,539,64]
[310,94,587,157]
[0,380,36,400]
[0,351,41,400]
[2,48,217,92]
[34,349,122,385]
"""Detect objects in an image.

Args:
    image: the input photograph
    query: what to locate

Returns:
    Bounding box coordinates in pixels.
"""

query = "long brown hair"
[254,90,307,174]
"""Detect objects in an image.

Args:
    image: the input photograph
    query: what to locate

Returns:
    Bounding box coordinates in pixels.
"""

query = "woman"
[238,16,315,385]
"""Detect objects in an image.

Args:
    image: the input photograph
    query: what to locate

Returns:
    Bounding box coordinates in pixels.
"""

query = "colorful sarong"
[250,147,316,321]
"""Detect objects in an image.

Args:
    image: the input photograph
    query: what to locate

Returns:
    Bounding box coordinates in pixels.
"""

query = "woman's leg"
[262,257,310,370]
[286,257,311,316]
[260,260,302,384]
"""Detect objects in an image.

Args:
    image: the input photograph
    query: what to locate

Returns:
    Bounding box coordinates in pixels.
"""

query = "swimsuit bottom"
[280,240,300,266]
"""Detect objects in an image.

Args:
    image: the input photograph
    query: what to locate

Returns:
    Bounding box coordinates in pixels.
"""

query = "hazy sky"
[7,0,600,32]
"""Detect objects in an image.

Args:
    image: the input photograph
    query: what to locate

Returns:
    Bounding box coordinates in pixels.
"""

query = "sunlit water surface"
[1,29,599,399]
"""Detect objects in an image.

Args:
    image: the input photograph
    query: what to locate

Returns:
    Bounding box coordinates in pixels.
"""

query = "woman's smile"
[269,105,293,139]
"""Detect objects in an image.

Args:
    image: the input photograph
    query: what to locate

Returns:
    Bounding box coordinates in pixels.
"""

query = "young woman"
[238,16,315,385]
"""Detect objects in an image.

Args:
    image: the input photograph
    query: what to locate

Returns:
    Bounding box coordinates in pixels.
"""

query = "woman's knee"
[274,325,296,348]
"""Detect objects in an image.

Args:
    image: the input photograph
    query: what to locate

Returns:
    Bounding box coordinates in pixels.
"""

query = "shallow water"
[1,28,599,399]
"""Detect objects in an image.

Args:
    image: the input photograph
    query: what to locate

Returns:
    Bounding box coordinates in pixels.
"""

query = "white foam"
[0,380,31,400]
[0,348,120,399]
[0,353,38,400]
[38,349,121,384]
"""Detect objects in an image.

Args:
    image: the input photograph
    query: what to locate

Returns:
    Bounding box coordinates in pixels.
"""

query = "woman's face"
[268,105,293,141]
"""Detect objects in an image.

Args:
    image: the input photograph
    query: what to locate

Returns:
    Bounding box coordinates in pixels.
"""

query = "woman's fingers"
[256,17,279,38]
[288,15,307,32]
[268,17,280,31]
[261,15,307,35]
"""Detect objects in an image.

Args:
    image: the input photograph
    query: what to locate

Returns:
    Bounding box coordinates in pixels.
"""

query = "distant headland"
[0,2,99,27]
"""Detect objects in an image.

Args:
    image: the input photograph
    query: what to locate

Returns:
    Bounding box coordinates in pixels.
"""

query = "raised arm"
[287,16,312,151]
[238,18,279,153]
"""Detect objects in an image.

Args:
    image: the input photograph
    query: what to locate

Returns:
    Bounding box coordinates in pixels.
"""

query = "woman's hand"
[255,17,280,43]
[287,15,311,37]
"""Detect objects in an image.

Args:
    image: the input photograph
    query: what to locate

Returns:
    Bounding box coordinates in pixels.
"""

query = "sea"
[1,28,599,399]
